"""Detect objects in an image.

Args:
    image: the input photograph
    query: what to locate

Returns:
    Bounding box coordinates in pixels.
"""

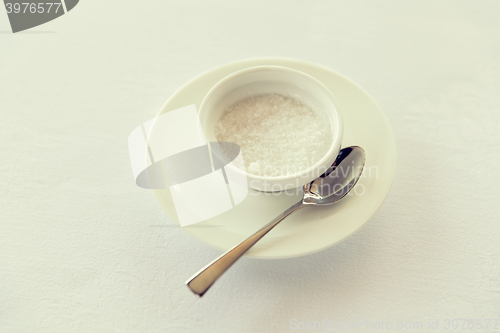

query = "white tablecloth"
[1,1,499,332]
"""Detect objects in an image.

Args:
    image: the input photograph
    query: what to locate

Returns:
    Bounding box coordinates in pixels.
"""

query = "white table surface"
[1,1,499,332]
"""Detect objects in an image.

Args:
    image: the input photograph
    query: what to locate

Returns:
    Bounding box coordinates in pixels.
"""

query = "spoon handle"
[186,200,304,297]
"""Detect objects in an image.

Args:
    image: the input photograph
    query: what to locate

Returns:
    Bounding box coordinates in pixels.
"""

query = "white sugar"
[215,93,333,177]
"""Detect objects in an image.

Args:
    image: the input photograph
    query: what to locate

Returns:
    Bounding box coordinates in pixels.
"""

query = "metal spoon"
[186,146,365,297]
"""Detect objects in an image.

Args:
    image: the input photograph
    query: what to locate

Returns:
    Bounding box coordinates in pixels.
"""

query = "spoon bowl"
[303,146,365,205]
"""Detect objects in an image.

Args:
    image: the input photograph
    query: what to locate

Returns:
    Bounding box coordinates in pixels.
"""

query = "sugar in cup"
[198,65,343,192]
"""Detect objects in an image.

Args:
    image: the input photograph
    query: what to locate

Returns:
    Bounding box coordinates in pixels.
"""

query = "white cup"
[198,65,343,192]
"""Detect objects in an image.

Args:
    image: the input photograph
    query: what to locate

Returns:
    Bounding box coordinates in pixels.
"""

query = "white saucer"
[151,58,396,259]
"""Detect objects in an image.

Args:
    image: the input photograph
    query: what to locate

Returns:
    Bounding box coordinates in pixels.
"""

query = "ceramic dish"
[150,57,396,259]
[198,65,343,192]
